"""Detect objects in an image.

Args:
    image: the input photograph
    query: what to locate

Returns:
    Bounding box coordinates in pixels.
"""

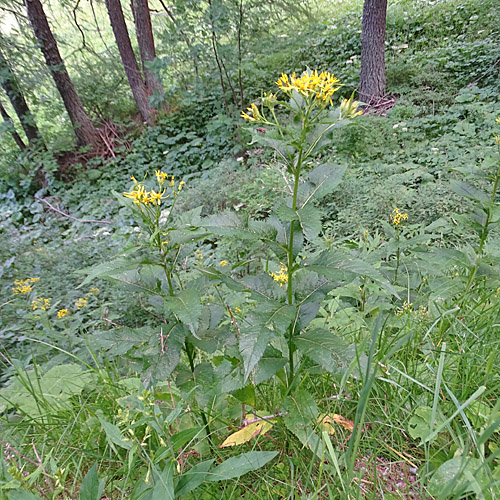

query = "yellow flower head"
[340,95,363,119]
[241,103,263,122]
[57,309,69,319]
[149,188,169,206]
[269,262,288,287]
[391,208,409,226]
[75,297,88,310]
[32,297,51,311]
[275,70,341,106]
[219,260,229,266]
[155,170,168,185]
[12,277,40,295]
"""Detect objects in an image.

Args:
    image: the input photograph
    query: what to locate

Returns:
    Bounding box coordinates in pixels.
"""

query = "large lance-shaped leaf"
[240,302,296,382]
[450,180,489,202]
[254,346,287,385]
[98,416,133,450]
[141,324,189,388]
[298,163,347,208]
[202,211,277,242]
[240,324,274,382]
[208,451,278,481]
[174,459,214,497]
[307,249,399,298]
[296,204,323,241]
[295,328,366,377]
[282,389,324,457]
[164,289,202,336]
[79,463,105,500]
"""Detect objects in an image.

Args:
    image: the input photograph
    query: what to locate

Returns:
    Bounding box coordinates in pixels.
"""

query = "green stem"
[185,340,214,448]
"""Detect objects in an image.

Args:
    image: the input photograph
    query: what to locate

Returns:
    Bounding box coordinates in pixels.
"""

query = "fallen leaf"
[319,413,354,434]
[220,419,273,447]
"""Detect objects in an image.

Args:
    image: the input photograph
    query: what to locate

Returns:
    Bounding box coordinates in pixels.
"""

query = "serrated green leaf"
[164,289,202,336]
[240,325,274,382]
[295,329,365,377]
[275,202,298,223]
[298,163,347,208]
[253,347,287,385]
[308,250,399,298]
[208,451,278,481]
[297,204,322,240]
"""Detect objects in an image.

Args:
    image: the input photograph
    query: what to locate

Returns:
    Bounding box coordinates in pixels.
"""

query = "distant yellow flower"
[496,118,500,125]
[270,263,288,287]
[241,103,262,122]
[391,208,408,226]
[12,277,40,295]
[155,170,168,185]
[234,307,242,313]
[32,297,51,311]
[89,287,100,294]
[75,297,87,310]
[57,309,69,318]
[219,260,229,266]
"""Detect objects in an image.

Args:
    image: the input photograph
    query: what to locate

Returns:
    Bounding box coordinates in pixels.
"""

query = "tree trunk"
[0,100,27,150]
[0,48,45,149]
[130,0,165,103]
[105,0,154,125]
[24,0,100,148]
[359,0,387,104]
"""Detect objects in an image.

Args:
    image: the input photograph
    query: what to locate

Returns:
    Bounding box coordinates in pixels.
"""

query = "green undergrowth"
[1,0,500,498]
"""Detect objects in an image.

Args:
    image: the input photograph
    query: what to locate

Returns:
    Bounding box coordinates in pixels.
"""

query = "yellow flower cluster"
[219,260,229,266]
[123,172,185,206]
[32,297,51,311]
[391,208,408,226]
[270,263,288,287]
[75,297,88,310]
[276,70,341,105]
[241,103,263,122]
[57,309,69,318]
[12,277,39,295]
[496,117,500,145]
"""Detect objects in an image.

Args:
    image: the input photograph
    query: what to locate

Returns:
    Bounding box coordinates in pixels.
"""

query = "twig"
[243,412,286,426]
[227,306,240,339]
[0,439,39,468]
[35,197,112,224]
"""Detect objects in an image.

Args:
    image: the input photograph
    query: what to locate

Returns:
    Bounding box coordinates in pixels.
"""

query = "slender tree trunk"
[0,48,45,149]
[0,101,27,150]
[24,0,100,148]
[105,0,154,125]
[130,0,165,103]
[359,0,387,104]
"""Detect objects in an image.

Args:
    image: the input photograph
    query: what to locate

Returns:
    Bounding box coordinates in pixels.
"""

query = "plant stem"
[184,340,214,448]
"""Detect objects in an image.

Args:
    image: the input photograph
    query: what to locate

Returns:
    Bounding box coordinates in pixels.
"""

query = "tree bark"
[359,0,387,104]
[24,0,100,148]
[130,0,164,102]
[105,0,154,125]
[0,100,27,150]
[0,48,45,149]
